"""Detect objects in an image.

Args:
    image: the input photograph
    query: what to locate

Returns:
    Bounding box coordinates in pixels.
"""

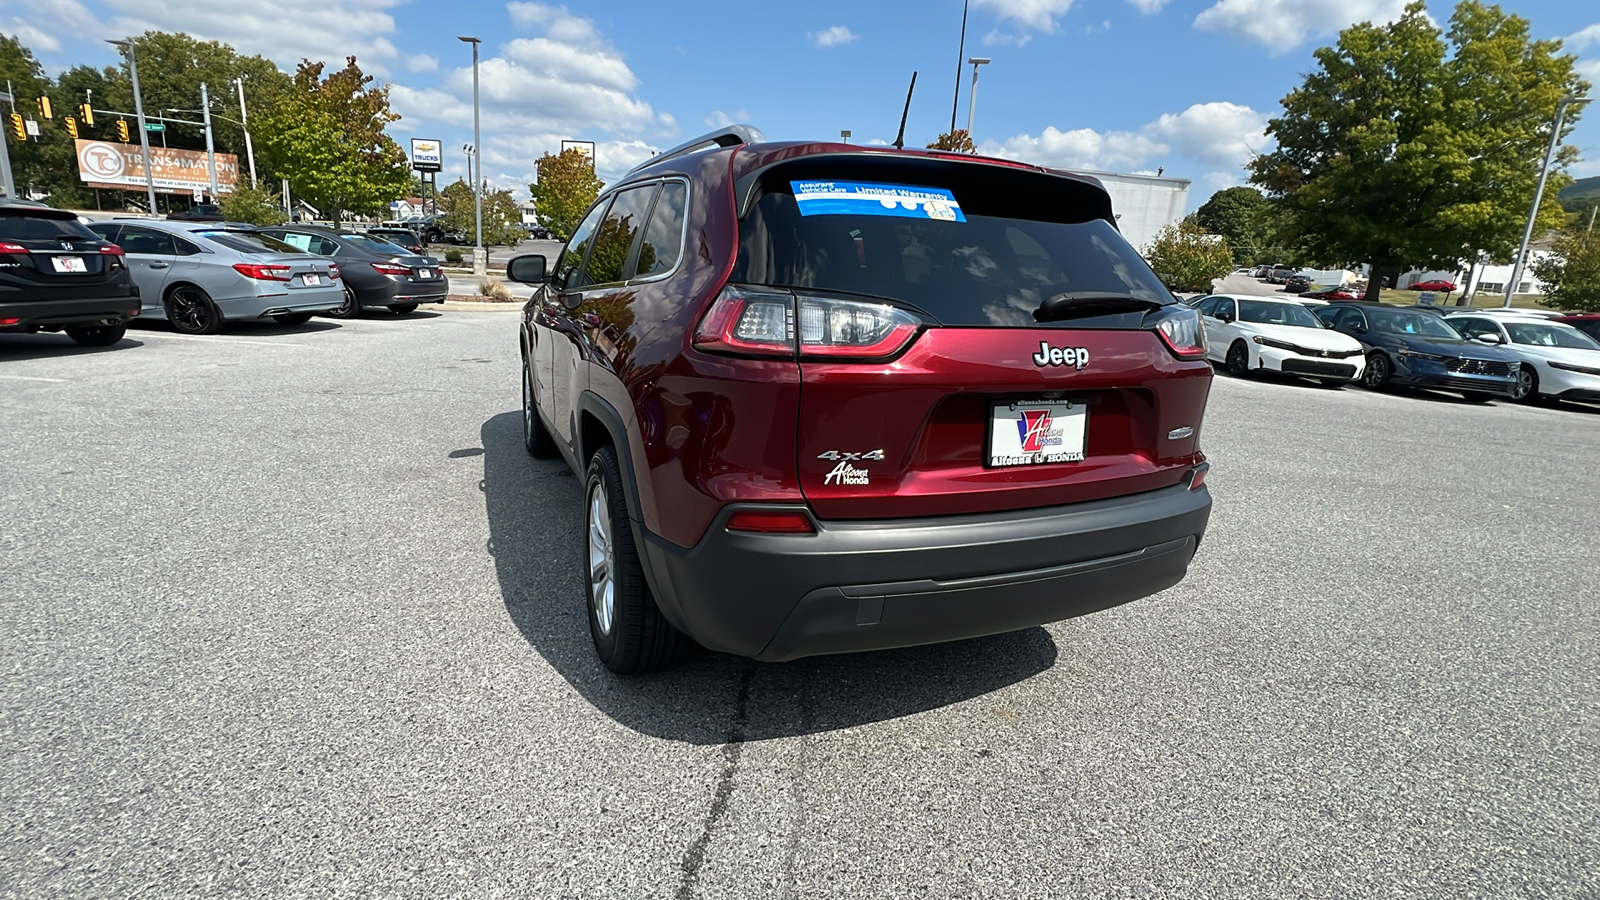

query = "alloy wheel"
[1510,368,1535,402]
[522,357,534,443]
[1363,354,1389,389]
[169,288,211,333]
[587,481,615,636]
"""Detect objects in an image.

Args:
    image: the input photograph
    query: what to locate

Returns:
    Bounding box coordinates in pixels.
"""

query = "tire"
[1460,392,1496,403]
[272,312,314,325]
[324,284,361,319]
[166,285,223,335]
[1361,352,1391,390]
[584,445,689,674]
[1225,340,1251,377]
[1509,366,1540,404]
[522,354,560,459]
[65,324,125,347]
[390,304,419,316]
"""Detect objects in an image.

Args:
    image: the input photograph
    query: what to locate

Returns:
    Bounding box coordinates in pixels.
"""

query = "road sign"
[144,123,166,132]
[24,119,40,137]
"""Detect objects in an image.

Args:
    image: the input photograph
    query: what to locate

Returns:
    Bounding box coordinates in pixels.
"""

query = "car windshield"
[1504,322,1600,350]
[734,163,1171,327]
[196,230,299,254]
[1237,299,1321,327]
[1366,308,1462,339]
[340,233,411,255]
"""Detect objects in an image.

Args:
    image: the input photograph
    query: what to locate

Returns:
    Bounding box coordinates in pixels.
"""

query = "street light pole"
[235,76,257,189]
[459,36,484,276]
[1504,95,1590,307]
[108,39,159,215]
[965,57,990,141]
[199,81,220,201]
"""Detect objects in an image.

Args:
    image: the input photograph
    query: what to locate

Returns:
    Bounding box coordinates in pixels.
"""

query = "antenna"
[892,71,918,150]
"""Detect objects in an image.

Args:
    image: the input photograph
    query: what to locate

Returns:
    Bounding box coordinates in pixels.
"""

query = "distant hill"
[1558,176,1600,202]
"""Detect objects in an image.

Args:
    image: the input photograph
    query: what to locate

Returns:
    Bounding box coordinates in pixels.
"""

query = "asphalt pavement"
[2,311,1597,898]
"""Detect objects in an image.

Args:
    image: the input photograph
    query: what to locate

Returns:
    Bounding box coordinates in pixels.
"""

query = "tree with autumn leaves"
[257,56,410,222]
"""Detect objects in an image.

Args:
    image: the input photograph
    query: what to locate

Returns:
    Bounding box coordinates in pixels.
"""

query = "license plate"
[988,400,1087,467]
[51,256,87,273]
[416,268,432,279]
[301,273,324,286]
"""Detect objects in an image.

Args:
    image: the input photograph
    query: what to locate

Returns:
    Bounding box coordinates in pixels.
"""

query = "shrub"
[477,280,514,302]
[444,248,463,265]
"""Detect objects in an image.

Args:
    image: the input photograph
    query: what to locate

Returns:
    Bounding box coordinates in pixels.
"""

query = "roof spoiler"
[627,124,765,175]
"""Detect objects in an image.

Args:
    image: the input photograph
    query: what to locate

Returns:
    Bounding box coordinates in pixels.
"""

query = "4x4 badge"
[1032,342,1090,370]
[817,449,885,461]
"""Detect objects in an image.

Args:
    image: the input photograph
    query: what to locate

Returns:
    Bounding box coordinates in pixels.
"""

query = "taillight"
[0,242,28,255]
[726,509,816,534]
[1189,463,1209,490]
[1146,304,1208,359]
[370,261,411,276]
[98,244,125,256]
[0,317,21,326]
[328,263,340,280]
[693,285,924,360]
[100,244,126,269]
[232,263,292,281]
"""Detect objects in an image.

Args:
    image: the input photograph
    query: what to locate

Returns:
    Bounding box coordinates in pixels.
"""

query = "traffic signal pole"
[107,40,158,215]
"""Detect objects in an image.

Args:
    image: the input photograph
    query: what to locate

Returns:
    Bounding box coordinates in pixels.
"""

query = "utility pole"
[1505,95,1591,307]
[459,36,485,276]
[199,82,220,201]
[0,89,15,198]
[965,57,991,140]
[107,40,159,215]
[950,0,968,135]
[235,77,257,189]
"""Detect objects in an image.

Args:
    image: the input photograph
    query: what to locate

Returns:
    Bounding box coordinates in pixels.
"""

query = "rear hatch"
[0,206,124,302]
[725,156,1211,519]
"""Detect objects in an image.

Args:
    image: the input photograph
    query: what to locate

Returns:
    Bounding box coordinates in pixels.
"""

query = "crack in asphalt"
[675,660,756,900]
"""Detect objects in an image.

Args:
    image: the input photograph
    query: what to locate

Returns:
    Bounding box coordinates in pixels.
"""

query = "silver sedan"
[84,219,344,334]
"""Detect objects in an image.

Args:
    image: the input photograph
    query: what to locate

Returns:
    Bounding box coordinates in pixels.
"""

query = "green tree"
[1532,227,1600,311]
[1249,1,1589,301]
[927,129,976,152]
[256,56,409,222]
[219,184,283,225]
[1144,223,1236,292]
[1194,187,1269,264]
[528,149,603,240]
[438,180,522,245]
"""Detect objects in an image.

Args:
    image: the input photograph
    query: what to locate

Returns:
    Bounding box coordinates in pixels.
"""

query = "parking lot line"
[0,373,67,382]
[131,333,304,348]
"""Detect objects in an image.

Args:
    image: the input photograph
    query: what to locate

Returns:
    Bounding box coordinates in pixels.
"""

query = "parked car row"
[1188,291,1600,405]
[1,200,447,343]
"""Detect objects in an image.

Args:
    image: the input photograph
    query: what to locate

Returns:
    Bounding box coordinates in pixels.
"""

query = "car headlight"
[1251,336,1298,351]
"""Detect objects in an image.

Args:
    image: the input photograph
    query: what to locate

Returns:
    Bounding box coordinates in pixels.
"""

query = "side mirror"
[1474,332,1504,344]
[1216,312,1234,324]
[506,254,547,284]
[1350,323,1367,334]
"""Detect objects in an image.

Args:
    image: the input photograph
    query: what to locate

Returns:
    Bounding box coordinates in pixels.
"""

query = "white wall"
[1056,169,1191,252]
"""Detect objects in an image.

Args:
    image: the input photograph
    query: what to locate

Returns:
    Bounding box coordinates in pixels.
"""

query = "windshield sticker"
[791,180,966,222]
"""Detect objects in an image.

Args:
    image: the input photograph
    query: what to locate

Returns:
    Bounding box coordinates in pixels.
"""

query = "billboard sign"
[411,138,442,172]
[75,140,237,194]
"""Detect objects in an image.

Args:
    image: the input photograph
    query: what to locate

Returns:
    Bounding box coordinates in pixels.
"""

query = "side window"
[87,223,122,243]
[172,236,202,256]
[310,236,340,255]
[554,201,611,291]
[118,226,176,255]
[1314,306,1337,327]
[633,182,688,279]
[1196,297,1220,317]
[1218,299,1237,320]
[584,185,658,287]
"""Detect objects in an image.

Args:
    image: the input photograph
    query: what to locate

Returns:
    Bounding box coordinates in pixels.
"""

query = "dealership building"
[1057,168,1192,252]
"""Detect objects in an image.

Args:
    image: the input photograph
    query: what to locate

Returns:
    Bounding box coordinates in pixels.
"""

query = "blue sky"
[5,0,1598,209]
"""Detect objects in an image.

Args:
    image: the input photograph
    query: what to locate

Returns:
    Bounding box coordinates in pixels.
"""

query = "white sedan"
[1444,313,1600,403]
[1195,294,1367,385]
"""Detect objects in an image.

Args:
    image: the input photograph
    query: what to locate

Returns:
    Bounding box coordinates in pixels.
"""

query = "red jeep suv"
[510,126,1213,673]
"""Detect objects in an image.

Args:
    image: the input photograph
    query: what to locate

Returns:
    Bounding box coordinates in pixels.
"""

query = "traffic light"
[36,96,52,119]
[79,103,94,127]
[116,119,130,142]
[64,116,78,140]
[8,113,23,142]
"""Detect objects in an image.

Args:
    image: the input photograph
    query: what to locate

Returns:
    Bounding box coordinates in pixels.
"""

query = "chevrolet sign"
[410,138,442,172]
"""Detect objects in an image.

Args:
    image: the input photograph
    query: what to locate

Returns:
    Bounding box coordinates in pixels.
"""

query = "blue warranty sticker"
[790,180,966,222]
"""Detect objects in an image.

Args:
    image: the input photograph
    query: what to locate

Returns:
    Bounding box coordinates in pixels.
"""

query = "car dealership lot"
[3,312,1596,898]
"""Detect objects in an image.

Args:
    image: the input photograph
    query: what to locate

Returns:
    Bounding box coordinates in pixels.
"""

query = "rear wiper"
[1034,292,1165,322]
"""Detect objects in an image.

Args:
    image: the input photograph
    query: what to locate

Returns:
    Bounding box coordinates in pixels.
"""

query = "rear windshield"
[195,230,298,254]
[733,163,1170,326]
[340,233,410,255]
[0,213,98,241]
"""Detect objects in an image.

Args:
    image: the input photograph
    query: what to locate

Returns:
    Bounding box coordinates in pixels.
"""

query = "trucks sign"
[410,138,442,172]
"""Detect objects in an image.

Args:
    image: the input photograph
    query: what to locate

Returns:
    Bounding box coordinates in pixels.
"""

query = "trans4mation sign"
[791,181,966,222]
[988,400,1087,467]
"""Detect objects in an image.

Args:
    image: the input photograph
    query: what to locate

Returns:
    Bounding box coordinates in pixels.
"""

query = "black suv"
[0,200,140,346]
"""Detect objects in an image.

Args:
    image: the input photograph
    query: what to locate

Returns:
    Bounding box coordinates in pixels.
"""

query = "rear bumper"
[0,295,139,329]
[640,477,1211,662]
[219,285,345,320]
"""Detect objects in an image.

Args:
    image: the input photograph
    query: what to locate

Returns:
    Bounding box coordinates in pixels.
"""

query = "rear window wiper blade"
[1034,292,1166,322]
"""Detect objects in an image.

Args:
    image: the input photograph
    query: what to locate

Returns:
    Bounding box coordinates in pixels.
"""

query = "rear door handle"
[149,262,170,269]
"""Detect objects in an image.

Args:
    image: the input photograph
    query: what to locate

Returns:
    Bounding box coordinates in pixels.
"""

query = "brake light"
[693,286,924,360]
[0,317,20,326]
[370,261,411,276]
[0,242,27,255]
[1147,304,1208,359]
[98,244,125,256]
[726,510,816,534]
[232,263,292,281]
[328,263,340,280]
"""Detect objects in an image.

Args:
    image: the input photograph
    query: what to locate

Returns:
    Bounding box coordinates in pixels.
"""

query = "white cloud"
[973,0,1075,35]
[704,109,750,128]
[809,26,858,48]
[1566,23,1600,50]
[977,101,1270,175]
[1127,0,1170,13]
[405,54,438,73]
[502,37,637,91]
[3,18,62,53]
[1193,0,1409,52]
[507,2,604,47]
[101,0,405,73]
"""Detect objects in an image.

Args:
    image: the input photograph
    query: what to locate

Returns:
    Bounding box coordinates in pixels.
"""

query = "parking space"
[2,312,1597,897]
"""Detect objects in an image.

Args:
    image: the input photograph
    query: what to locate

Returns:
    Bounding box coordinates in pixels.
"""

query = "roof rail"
[627,124,765,175]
